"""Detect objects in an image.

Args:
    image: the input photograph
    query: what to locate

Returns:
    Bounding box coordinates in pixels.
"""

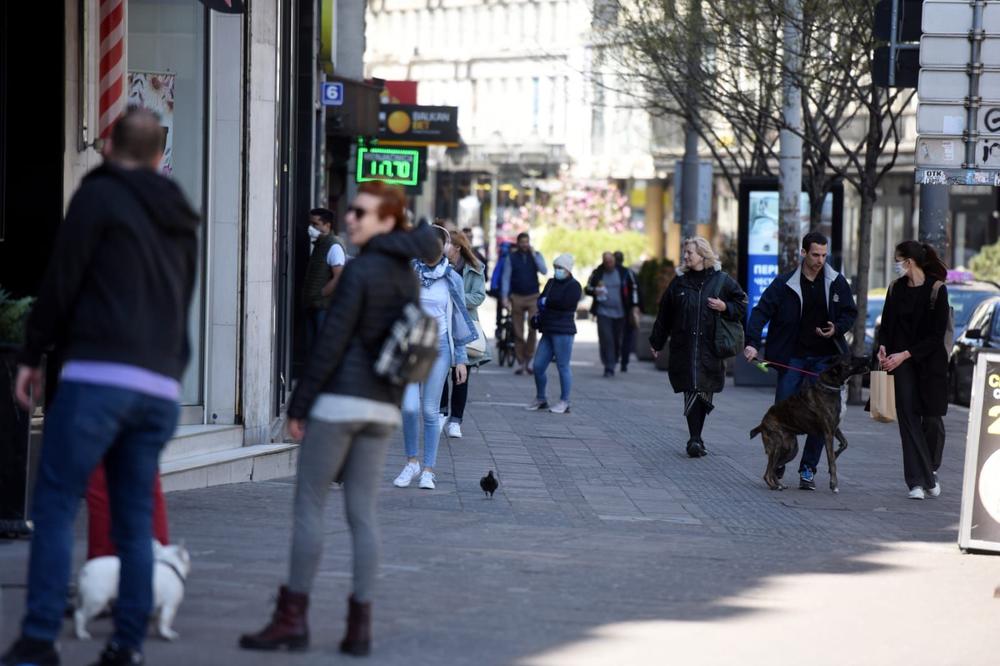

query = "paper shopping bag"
[869,370,897,423]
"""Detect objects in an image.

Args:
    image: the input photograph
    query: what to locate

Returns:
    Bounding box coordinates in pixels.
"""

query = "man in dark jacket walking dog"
[586,251,640,377]
[2,108,200,666]
[744,232,858,490]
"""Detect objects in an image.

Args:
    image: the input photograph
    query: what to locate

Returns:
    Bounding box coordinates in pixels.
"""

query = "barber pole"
[98,0,126,139]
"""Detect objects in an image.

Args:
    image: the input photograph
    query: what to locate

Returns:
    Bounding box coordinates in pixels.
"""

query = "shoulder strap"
[712,271,727,299]
[929,280,944,308]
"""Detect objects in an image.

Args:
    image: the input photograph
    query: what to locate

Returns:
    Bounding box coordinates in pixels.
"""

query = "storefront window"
[128,0,206,409]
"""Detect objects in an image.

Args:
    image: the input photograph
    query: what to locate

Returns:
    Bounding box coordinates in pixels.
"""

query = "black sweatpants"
[440,368,470,423]
[597,315,625,372]
[893,363,945,490]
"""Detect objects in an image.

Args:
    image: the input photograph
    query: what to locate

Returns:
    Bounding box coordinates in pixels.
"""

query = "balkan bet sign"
[959,352,1000,552]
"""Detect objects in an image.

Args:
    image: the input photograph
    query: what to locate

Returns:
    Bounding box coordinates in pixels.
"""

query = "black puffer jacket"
[287,225,438,419]
[537,276,583,335]
[649,268,748,393]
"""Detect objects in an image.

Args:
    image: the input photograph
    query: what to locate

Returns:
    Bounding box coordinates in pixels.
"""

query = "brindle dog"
[749,355,870,493]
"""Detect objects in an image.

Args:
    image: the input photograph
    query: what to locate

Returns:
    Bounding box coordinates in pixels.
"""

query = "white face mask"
[894,260,907,276]
[554,268,568,280]
[307,226,322,242]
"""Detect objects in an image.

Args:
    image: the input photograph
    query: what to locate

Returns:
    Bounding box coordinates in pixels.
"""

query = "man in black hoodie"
[2,108,200,666]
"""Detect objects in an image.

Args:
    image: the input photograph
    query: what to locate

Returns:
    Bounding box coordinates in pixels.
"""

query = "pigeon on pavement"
[480,470,499,498]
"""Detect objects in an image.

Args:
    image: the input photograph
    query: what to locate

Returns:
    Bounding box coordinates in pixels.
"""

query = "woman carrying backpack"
[240,183,437,657]
[394,225,478,490]
[440,229,490,438]
[649,237,747,458]
[875,240,950,500]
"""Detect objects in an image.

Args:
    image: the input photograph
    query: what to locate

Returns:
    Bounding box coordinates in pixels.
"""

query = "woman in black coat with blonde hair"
[650,237,747,458]
[876,240,950,500]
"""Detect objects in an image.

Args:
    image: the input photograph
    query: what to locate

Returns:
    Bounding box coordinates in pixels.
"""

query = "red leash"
[752,359,820,377]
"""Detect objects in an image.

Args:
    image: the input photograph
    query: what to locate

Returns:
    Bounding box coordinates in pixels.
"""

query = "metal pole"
[680,124,700,239]
[489,171,499,267]
[778,0,804,273]
[888,0,899,86]
[679,0,702,240]
[965,1,986,167]
[919,184,950,260]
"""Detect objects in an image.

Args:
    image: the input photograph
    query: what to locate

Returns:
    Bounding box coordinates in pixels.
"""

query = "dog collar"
[157,558,187,584]
[816,381,841,393]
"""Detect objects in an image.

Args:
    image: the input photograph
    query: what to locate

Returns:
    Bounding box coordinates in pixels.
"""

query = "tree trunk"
[847,189,875,404]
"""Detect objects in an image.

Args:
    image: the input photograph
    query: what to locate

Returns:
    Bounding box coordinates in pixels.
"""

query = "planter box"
[0,345,35,536]
[636,314,656,361]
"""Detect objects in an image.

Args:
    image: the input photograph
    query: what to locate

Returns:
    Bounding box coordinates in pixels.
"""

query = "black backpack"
[373,303,440,386]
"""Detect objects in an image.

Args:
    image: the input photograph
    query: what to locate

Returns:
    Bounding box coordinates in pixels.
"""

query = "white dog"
[74,540,190,641]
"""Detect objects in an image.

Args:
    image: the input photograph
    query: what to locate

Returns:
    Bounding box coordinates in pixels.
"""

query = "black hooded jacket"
[287,224,440,419]
[20,162,200,381]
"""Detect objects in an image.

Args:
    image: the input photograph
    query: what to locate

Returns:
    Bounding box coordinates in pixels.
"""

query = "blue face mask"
[554,268,568,280]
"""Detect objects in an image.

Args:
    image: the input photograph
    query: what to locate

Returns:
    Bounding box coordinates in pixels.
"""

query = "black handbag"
[710,272,743,358]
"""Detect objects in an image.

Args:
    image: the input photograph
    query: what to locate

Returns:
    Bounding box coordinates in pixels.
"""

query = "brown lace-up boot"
[239,586,309,651]
[339,595,372,656]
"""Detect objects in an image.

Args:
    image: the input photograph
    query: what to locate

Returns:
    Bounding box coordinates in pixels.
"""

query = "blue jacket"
[746,263,858,365]
[412,260,480,366]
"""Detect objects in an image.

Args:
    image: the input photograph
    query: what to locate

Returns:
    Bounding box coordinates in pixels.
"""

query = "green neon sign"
[356,145,420,186]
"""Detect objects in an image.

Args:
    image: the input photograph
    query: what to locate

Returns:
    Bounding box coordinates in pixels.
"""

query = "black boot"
[239,586,310,651]
[339,595,372,657]
[1,636,60,666]
[88,642,143,665]
[686,438,707,458]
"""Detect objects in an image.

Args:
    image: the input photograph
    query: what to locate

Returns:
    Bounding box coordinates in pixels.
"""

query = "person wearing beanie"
[526,253,582,414]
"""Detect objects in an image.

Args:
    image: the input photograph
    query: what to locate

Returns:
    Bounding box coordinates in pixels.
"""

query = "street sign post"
[915,0,1000,186]
[959,352,1000,553]
[672,160,712,225]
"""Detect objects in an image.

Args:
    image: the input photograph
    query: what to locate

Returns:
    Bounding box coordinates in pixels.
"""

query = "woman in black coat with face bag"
[650,238,748,458]
[875,240,950,500]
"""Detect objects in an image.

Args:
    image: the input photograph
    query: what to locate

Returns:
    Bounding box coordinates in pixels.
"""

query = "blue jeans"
[22,382,179,650]
[533,334,574,402]
[774,355,833,474]
[402,337,452,468]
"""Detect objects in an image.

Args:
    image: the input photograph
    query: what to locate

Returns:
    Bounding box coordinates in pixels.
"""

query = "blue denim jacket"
[413,260,478,366]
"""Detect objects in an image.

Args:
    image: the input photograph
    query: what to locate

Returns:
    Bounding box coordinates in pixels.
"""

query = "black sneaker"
[1,636,60,666]
[89,643,143,666]
[686,439,707,458]
[603,369,615,378]
[799,469,816,491]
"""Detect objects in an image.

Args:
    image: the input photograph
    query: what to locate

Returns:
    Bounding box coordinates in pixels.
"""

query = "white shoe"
[526,399,548,411]
[908,486,926,500]
[447,422,463,438]
[393,462,421,488]
[440,414,448,430]
[927,482,941,498]
[419,470,436,490]
[549,400,570,414]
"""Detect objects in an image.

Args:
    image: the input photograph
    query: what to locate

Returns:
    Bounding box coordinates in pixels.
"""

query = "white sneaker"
[447,422,463,438]
[549,400,570,414]
[526,399,548,411]
[419,470,436,489]
[908,486,926,500]
[440,413,448,430]
[927,482,941,498]
[393,462,421,488]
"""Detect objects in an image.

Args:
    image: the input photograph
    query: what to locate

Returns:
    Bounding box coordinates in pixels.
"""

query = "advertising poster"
[960,354,1000,551]
[127,72,175,176]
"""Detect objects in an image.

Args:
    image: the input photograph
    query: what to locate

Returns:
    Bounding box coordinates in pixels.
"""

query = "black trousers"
[440,368,470,423]
[893,363,945,490]
[597,315,625,372]
[621,320,636,369]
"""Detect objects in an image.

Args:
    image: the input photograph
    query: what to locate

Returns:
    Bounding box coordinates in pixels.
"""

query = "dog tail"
[749,425,762,439]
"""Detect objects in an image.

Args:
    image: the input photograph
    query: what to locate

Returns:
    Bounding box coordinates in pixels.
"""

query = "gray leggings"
[287,419,393,602]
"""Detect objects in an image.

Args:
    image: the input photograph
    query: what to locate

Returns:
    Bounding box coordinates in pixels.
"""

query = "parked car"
[950,294,1000,405]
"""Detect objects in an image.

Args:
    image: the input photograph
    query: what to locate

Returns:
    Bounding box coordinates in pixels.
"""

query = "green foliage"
[0,288,34,344]
[537,228,650,279]
[637,258,677,314]
[969,241,1000,283]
